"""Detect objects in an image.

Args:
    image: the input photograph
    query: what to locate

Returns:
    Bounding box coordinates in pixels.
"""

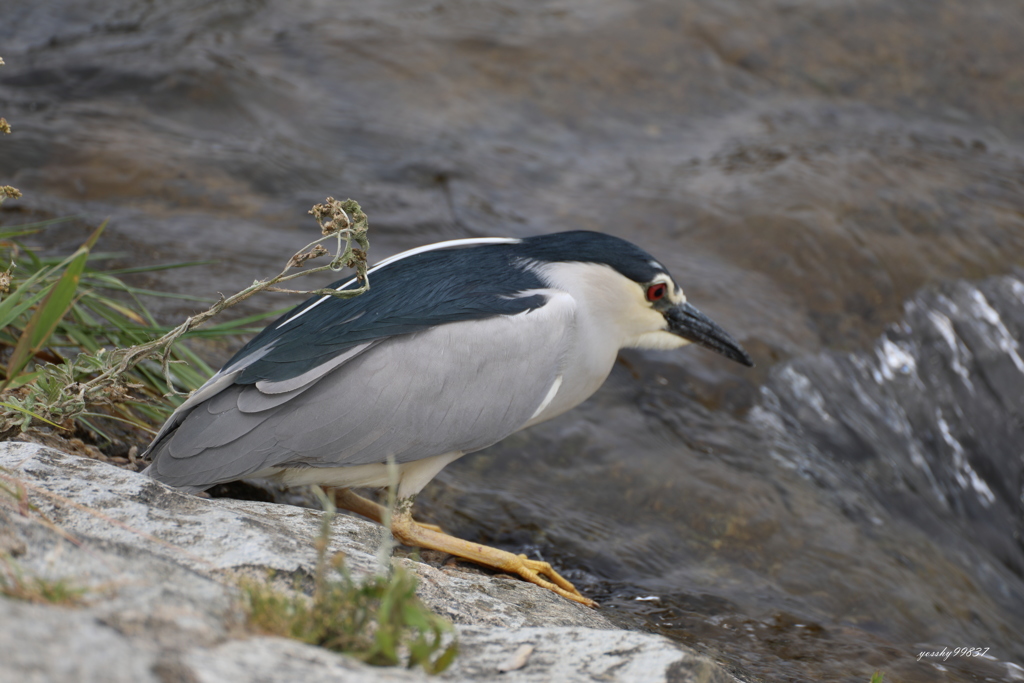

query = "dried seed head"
[309,197,351,235]
[345,248,366,271]
[288,244,329,268]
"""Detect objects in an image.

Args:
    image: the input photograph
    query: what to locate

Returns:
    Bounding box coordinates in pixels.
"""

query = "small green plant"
[0,219,276,439]
[0,555,87,606]
[0,198,370,442]
[870,672,884,683]
[241,488,457,673]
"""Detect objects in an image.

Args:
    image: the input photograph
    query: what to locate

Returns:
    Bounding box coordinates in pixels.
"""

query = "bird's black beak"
[666,302,754,367]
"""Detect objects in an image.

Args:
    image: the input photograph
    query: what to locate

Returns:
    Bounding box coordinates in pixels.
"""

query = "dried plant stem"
[89,199,367,397]
[6,198,369,429]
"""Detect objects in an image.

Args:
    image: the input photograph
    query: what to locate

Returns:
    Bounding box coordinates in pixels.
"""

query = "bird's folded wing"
[145,291,576,489]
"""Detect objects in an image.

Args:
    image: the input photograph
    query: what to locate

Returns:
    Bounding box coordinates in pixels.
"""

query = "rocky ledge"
[0,442,740,683]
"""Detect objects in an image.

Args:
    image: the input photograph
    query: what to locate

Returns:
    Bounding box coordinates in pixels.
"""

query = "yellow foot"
[331,488,595,606]
[392,506,597,608]
[509,553,596,607]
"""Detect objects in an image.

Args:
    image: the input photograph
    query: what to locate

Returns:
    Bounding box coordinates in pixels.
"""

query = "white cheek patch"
[633,330,691,350]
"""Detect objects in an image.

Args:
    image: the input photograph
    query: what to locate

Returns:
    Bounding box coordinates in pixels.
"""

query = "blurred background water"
[2,1,1024,680]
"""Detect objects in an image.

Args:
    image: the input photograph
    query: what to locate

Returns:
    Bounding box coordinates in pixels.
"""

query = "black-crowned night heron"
[144,231,752,606]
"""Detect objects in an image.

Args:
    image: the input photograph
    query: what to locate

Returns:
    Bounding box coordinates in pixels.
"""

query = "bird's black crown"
[518,231,667,284]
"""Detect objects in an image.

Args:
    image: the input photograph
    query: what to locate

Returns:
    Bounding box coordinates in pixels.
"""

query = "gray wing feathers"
[254,343,375,394]
[146,294,576,490]
[235,383,310,413]
[141,343,280,460]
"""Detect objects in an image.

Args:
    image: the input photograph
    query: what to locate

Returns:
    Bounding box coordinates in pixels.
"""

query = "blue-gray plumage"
[216,231,672,383]
[143,230,752,606]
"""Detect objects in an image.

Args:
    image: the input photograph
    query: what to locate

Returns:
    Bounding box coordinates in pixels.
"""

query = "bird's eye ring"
[646,283,667,302]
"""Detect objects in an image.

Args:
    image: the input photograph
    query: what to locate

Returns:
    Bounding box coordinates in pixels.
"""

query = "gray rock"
[0,598,164,683]
[445,627,738,683]
[184,638,429,683]
[3,443,387,578]
[0,441,739,683]
[405,559,613,630]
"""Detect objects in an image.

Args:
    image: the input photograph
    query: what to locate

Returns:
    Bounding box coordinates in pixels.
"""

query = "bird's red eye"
[646,283,667,301]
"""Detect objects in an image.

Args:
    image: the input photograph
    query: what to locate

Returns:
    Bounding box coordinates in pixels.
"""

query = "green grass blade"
[78,292,147,325]
[0,216,79,241]
[0,280,58,330]
[212,307,292,326]
[0,401,67,430]
[0,256,71,327]
[101,260,215,276]
[82,279,213,303]
[4,223,106,384]
[1,369,45,390]
[59,321,102,353]
[81,412,158,435]
[76,416,114,443]
[0,228,45,240]
[0,216,78,234]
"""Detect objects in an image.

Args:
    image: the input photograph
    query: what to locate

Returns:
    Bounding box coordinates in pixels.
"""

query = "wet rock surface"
[3,1,1024,680]
[759,274,1024,580]
[0,442,736,683]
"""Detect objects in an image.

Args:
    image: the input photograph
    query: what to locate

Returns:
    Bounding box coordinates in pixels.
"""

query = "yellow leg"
[332,488,443,533]
[389,497,597,608]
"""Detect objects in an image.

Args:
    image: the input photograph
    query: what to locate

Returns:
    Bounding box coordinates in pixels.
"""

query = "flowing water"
[3,1,1024,680]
